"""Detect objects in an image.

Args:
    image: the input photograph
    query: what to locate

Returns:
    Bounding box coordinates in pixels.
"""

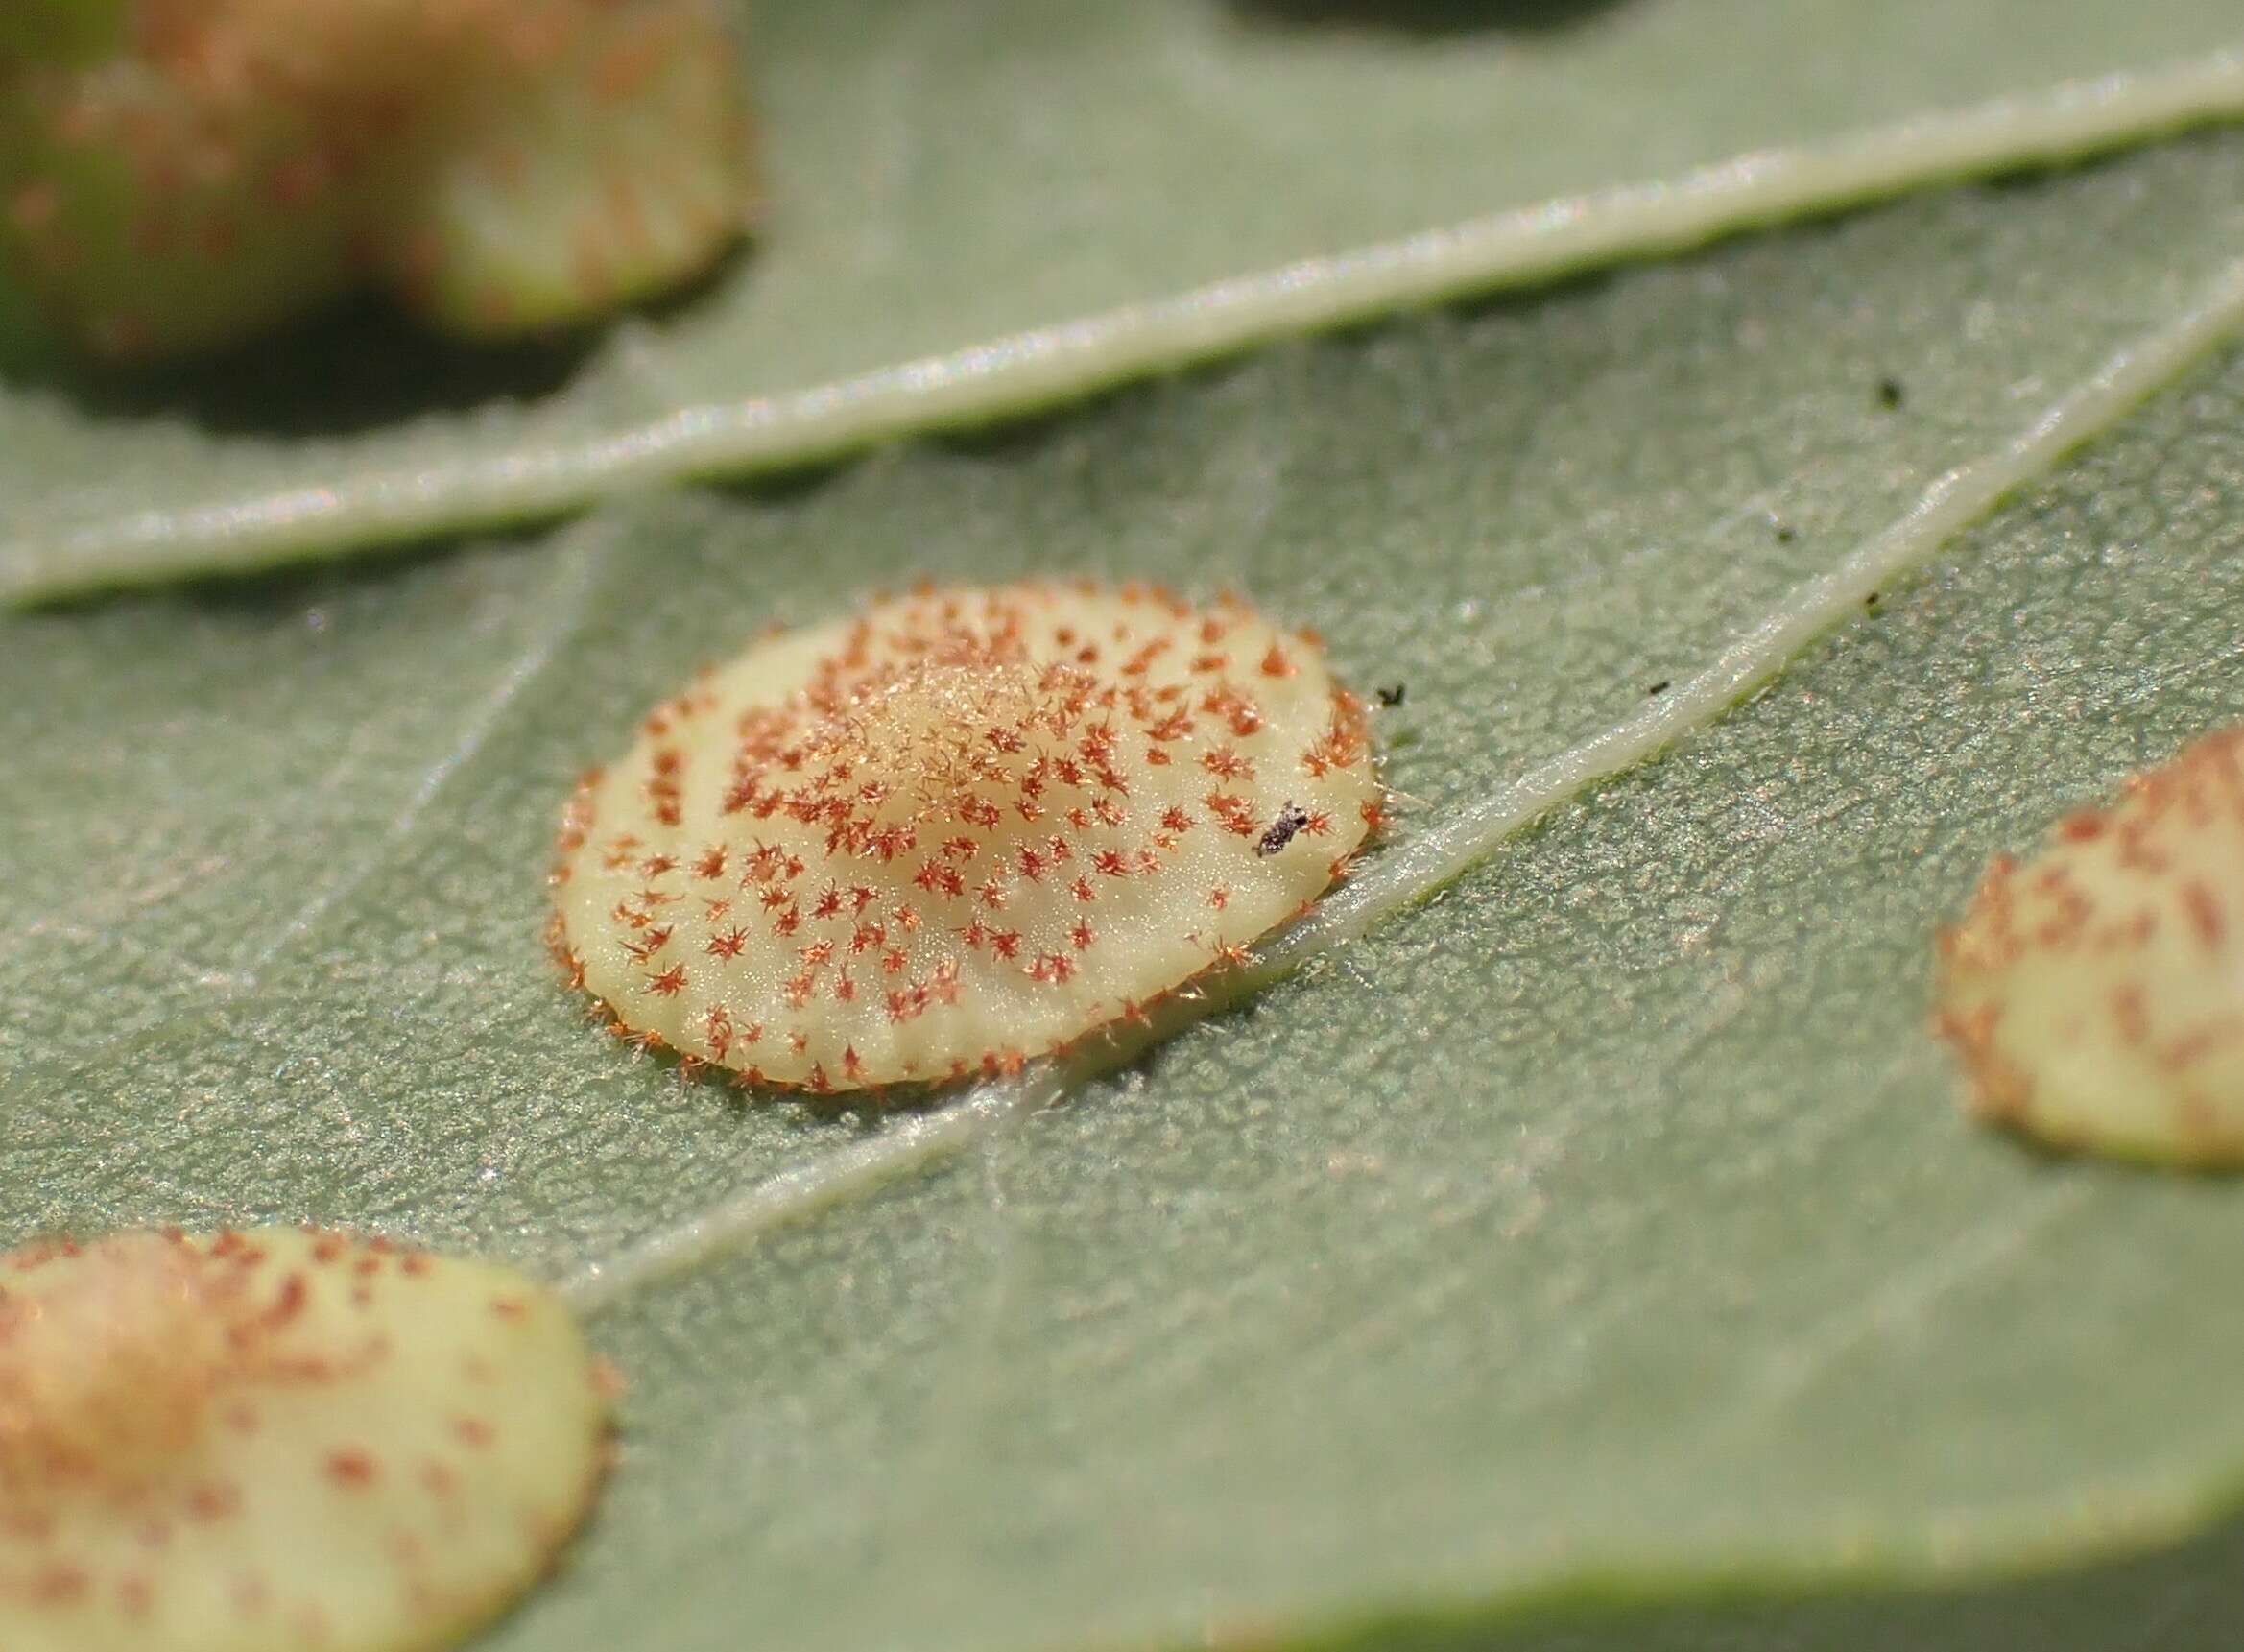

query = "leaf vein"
[561,254,2244,1308]
[14,51,2244,603]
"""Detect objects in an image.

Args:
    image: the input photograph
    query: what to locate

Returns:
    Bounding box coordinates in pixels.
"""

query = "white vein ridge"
[15,47,2244,601]
[1250,254,2244,978]
[562,1072,1063,1311]
[561,253,2244,1311]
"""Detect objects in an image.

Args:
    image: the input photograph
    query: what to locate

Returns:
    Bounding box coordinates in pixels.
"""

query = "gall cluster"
[0,0,755,360]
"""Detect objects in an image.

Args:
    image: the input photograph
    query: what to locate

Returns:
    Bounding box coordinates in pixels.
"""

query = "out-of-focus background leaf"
[7,6,2244,1651]
[3,0,2243,598]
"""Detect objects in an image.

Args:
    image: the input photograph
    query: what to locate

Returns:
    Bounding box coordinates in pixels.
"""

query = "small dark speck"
[1256,802,1312,858]
[1646,680,1671,697]
[1876,376,1905,410]
[1375,682,1407,707]
[1865,591,1881,609]
[1773,522,1797,544]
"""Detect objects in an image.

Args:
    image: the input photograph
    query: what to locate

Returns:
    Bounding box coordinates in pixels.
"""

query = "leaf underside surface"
[6,6,2244,1651]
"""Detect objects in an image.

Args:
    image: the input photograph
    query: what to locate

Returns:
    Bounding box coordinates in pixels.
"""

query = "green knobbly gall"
[1938,727,2244,1166]
[392,4,755,338]
[0,1225,613,1650]
[0,0,756,362]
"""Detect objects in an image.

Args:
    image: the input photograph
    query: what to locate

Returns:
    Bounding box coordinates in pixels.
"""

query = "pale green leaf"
[10,112,2244,1650]
[4,0,2244,599]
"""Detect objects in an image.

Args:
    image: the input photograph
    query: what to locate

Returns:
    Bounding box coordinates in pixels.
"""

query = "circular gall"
[0,1227,610,1651]
[552,582,1382,1090]
[1938,727,2244,1165]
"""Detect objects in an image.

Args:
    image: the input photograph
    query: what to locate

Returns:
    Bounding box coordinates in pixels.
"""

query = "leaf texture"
[10,109,2244,1648]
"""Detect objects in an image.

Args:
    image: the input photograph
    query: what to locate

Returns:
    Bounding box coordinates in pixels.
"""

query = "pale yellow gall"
[0,0,755,360]
[552,582,1382,1091]
[1937,726,2244,1165]
[0,1227,610,1651]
